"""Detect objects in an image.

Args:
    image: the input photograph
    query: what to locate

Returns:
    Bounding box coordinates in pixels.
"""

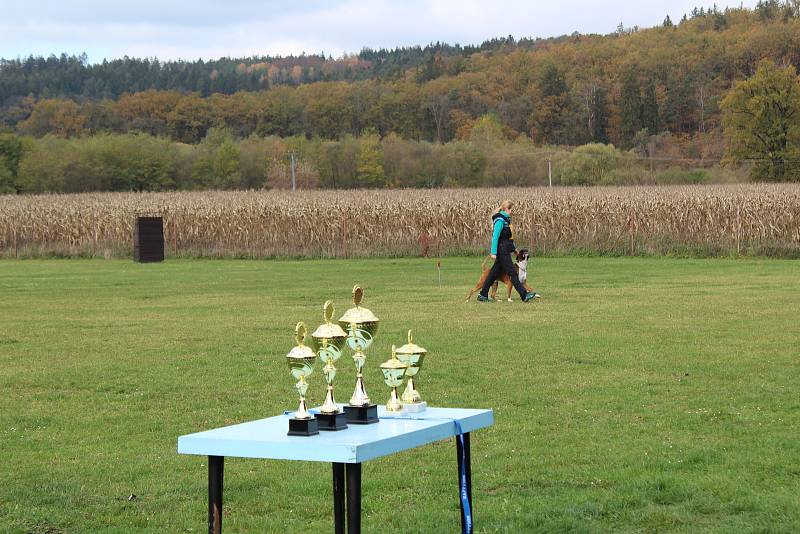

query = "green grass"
[1,257,798,533]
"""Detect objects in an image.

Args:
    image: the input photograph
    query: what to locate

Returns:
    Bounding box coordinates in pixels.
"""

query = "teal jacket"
[491,211,511,255]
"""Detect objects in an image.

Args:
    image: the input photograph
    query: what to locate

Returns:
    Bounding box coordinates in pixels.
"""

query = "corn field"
[1,185,800,259]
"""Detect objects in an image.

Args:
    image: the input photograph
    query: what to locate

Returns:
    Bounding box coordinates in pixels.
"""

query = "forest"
[2,1,800,193]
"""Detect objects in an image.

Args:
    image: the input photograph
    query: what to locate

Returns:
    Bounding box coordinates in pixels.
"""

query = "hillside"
[1,4,799,148]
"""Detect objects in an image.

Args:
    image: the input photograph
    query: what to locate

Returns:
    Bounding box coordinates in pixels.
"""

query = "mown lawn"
[1,257,798,533]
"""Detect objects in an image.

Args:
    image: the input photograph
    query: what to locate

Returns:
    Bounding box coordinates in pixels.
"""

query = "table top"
[177,406,493,463]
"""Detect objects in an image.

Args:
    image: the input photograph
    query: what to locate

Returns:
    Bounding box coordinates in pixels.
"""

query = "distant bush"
[656,167,710,184]
[555,143,631,185]
[4,132,745,194]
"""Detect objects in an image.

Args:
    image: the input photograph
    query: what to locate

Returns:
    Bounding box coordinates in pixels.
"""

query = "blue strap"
[454,419,473,534]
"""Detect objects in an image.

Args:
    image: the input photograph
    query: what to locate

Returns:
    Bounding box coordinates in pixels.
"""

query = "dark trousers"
[479,251,528,299]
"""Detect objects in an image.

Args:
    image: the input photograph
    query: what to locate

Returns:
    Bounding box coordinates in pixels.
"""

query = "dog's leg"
[490,280,499,300]
[465,284,482,302]
[466,270,490,301]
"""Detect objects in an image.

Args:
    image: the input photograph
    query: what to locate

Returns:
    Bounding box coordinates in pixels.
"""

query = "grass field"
[1,257,799,533]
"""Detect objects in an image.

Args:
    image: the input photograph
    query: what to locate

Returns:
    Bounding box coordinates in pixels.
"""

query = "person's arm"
[490,218,503,256]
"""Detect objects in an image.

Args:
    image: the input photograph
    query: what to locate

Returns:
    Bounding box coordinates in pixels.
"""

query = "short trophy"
[286,322,319,436]
[395,329,428,413]
[311,300,348,431]
[338,286,380,424]
[380,345,408,413]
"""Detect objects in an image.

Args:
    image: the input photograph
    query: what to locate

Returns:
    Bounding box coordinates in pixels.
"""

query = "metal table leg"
[208,455,224,534]
[456,433,473,534]
[333,463,346,534]
[346,463,362,534]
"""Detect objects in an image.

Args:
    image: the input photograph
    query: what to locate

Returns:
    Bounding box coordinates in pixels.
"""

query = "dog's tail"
[480,254,493,270]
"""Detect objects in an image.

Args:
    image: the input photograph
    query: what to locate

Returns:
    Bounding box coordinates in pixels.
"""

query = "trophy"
[286,322,319,436]
[338,286,380,424]
[395,330,427,412]
[380,345,408,413]
[310,300,348,431]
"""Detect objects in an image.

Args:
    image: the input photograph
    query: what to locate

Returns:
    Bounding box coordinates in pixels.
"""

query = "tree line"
[2,2,800,191]
[1,4,800,150]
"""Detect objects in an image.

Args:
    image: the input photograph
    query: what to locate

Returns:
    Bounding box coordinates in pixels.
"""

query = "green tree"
[722,59,800,181]
[555,143,628,185]
[619,71,642,148]
[588,86,610,143]
[469,114,506,145]
[531,64,569,144]
[355,132,385,187]
[0,156,14,193]
[641,79,660,134]
[0,133,23,192]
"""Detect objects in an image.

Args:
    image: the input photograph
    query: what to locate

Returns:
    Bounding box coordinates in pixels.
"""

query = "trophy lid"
[312,300,347,339]
[380,345,407,370]
[338,285,379,324]
[287,322,316,360]
[395,330,427,356]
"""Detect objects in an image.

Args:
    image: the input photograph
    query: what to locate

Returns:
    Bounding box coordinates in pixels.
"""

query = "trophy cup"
[286,322,319,436]
[338,286,380,424]
[380,345,408,413]
[310,300,348,431]
[395,329,427,413]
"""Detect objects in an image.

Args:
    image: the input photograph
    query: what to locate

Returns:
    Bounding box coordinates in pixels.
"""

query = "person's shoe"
[523,292,540,302]
[477,294,493,302]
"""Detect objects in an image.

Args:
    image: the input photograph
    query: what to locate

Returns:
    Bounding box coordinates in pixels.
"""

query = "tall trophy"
[380,345,408,413]
[286,322,319,436]
[310,300,348,431]
[338,285,380,424]
[395,329,428,412]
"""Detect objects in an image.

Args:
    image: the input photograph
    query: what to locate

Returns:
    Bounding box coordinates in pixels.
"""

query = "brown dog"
[465,249,531,302]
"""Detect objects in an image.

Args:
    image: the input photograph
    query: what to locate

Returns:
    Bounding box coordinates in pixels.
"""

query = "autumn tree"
[17,99,86,138]
[722,59,800,181]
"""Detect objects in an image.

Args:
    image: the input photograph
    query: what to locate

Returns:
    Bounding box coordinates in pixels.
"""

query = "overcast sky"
[1,0,759,62]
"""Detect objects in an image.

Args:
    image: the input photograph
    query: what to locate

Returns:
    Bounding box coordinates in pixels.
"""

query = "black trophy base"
[344,404,379,425]
[288,417,319,436]
[317,411,348,431]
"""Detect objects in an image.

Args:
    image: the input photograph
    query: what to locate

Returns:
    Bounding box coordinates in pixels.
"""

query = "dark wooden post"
[346,463,361,534]
[333,463,346,534]
[208,456,224,534]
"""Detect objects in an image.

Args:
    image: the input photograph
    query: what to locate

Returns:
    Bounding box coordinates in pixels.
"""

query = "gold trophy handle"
[295,322,307,346]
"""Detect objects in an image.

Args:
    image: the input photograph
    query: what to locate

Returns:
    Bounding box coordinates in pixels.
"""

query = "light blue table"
[178,406,493,534]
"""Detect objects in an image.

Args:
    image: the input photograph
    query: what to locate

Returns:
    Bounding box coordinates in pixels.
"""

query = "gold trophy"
[338,286,380,424]
[310,300,348,431]
[395,330,427,412]
[380,345,408,412]
[286,322,319,436]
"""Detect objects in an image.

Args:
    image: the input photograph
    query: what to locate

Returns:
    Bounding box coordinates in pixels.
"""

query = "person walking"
[477,200,540,302]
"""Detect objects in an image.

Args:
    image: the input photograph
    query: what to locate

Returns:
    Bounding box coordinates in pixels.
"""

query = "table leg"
[333,462,346,534]
[456,432,473,534]
[346,463,362,534]
[208,455,224,534]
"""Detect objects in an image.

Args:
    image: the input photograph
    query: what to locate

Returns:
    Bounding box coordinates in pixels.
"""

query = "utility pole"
[547,157,552,187]
[289,151,297,191]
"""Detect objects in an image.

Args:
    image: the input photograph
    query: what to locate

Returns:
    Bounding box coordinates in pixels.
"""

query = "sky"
[0,0,759,62]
